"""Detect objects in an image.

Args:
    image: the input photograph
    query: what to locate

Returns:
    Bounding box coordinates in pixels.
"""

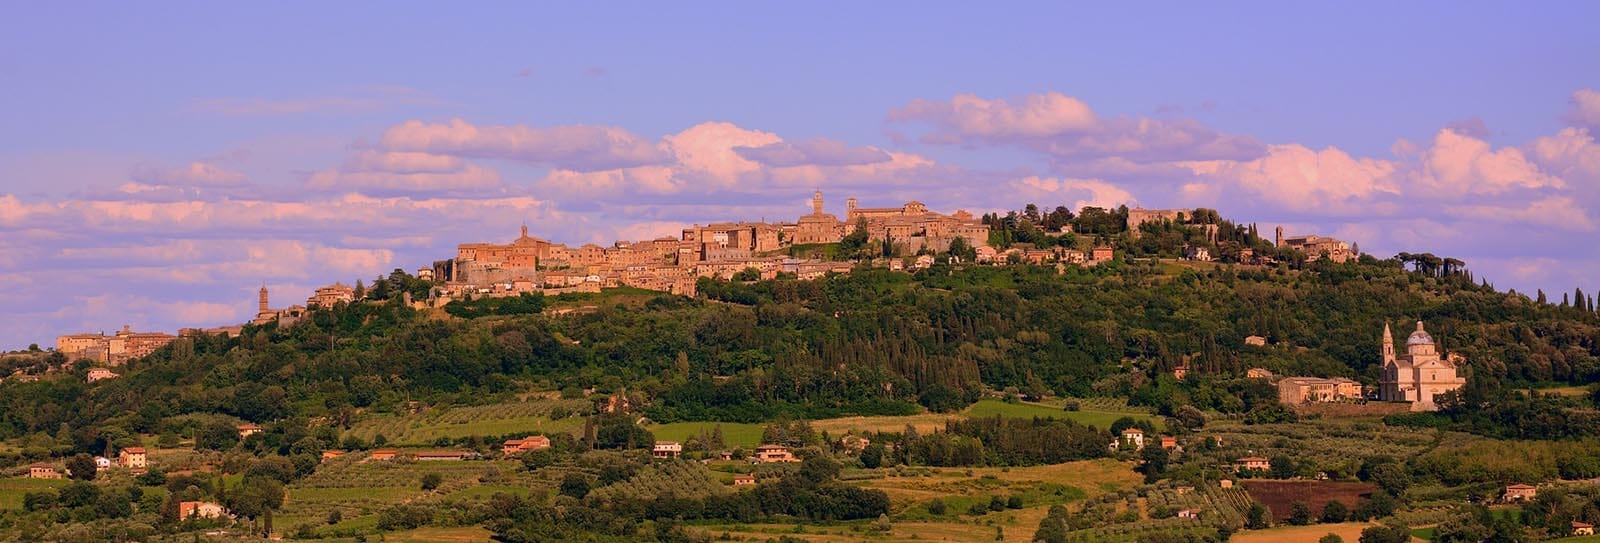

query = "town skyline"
[3,3,1600,349]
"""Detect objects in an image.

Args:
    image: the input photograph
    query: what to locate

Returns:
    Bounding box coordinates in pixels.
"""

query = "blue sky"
[2,2,1598,348]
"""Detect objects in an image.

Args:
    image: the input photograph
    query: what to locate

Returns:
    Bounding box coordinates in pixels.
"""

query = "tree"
[1321,500,1349,523]
[1032,504,1069,543]
[66,453,97,481]
[1269,455,1298,479]
[1319,535,1344,543]
[1288,501,1313,525]
[1368,463,1411,497]
[559,473,591,499]
[420,472,442,491]
[927,498,947,515]
[197,420,240,451]
[1139,444,1169,482]
[859,442,885,469]
[1246,502,1270,529]
[1358,520,1411,543]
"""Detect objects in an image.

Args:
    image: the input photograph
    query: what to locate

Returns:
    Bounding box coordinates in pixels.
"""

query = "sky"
[2,2,1599,349]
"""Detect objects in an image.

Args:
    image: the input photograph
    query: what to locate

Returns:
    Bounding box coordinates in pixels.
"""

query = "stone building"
[56,325,177,365]
[1379,321,1467,411]
[307,283,356,309]
[1277,376,1362,404]
[1275,226,1353,263]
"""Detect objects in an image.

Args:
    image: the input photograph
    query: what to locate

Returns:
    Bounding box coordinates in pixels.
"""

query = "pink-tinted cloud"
[381,118,670,171]
[307,163,502,193]
[1445,196,1595,232]
[1398,128,1561,195]
[889,91,1264,161]
[1182,144,1400,213]
[1566,88,1600,129]
[732,138,892,167]
[130,161,245,186]
[1007,176,1135,211]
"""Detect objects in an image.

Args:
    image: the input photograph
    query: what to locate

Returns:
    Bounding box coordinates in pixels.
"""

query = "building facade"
[1379,321,1467,411]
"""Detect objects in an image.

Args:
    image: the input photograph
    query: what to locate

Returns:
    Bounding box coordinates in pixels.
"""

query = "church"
[1379,321,1466,411]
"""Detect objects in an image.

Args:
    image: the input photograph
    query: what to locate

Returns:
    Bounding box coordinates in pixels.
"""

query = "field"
[964,399,1163,430]
[344,398,588,445]
[1242,480,1377,523]
[1229,522,1377,543]
[0,478,69,510]
[647,421,765,448]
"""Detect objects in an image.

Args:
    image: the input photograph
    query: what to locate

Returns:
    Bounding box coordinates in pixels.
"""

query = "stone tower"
[258,285,269,313]
[1381,321,1394,367]
[846,197,858,219]
[1274,226,1284,247]
[811,190,824,215]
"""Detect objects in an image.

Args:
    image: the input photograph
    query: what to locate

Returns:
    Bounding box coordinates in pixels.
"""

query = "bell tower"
[811,190,824,215]
[1381,321,1394,366]
[258,285,269,313]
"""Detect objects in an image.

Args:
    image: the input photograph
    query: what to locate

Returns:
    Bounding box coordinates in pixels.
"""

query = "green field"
[648,421,765,448]
[963,399,1163,430]
[0,478,70,510]
[345,399,588,445]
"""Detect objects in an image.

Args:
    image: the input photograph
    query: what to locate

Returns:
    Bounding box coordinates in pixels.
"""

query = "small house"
[178,501,228,521]
[1160,436,1178,450]
[652,441,682,459]
[119,447,147,469]
[1177,509,1201,519]
[236,424,261,438]
[1574,521,1594,536]
[733,473,757,486]
[1504,483,1537,502]
[1236,457,1270,471]
[501,436,551,455]
[87,368,120,382]
[369,449,398,462]
[754,444,797,463]
[28,463,62,479]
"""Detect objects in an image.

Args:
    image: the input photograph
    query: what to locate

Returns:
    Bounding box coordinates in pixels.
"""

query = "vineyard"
[343,398,590,445]
[964,399,1163,431]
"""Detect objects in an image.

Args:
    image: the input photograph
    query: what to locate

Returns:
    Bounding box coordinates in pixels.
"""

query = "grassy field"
[810,413,958,436]
[344,399,588,445]
[648,421,765,448]
[1230,522,1377,543]
[964,399,1163,430]
[0,478,70,510]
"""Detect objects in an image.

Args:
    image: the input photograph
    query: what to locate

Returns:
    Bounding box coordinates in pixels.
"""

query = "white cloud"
[1182,144,1399,213]
[1007,176,1135,210]
[1445,196,1596,232]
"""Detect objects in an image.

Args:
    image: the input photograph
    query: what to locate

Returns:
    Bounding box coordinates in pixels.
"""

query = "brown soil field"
[1243,480,1376,523]
[1230,522,1378,543]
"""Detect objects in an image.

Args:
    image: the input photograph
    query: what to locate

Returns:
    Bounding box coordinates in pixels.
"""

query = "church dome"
[1406,321,1434,346]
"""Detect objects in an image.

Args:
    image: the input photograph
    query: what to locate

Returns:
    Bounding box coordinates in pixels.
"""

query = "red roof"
[123,447,146,454]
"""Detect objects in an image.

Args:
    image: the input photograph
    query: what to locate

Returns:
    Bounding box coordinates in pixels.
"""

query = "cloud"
[1567,88,1600,129]
[732,138,892,167]
[1445,196,1596,232]
[1528,127,1600,183]
[889,91,1265,161]
[344,150,466,174]
[307,163,502,193]
[1007,176,1135,210]
[130,161,245,186]
[1400,128,1561,195]
[1182,144,1400,213]
[191,86,438,116]
[381,118,670,171]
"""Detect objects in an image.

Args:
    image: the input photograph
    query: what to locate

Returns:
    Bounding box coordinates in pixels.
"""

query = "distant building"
[236,424,261,438]
[87,368,120,382]
[733,473,757,486]
[1177,509,1202,519]
[1379,321,1466,411]
[307,283,357,309]
[28,464,61,479]
[178,501,227,521]
[652,441,682,459]
[1236,457,1270,471]
[1110,428,1146,451]
[1278,377,1362,404]
[1275,226,1353,263]
[1160,436,1178,450]
[321,450,346,461]
[1504,484,1537,502]
[370,450,398,462]
[1573,521,1594,536]
[1246,367,1274,379]
[94,456,111,471]
[56,325,178,365]
[754,445,798,463]
[1244,336,1268,347]
[413,450,472,461]
[502,436,551,455]
[118,447,147,469]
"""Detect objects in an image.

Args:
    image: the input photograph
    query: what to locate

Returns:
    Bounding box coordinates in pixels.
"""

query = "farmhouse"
[1504,483,1537,502]
[1277,376,1362,404]
[1246,367,1274,379]
[236,424,261,438]
[1110,427,1146,451]
[413,450,472,461]
[321,450,345,461]
[733,474,757,486]
[754,444,798,463]
[1177,509,1201,519]
[87,368,120,382]
[502,436,551,455]
[1160,436,1178,450]
[94,456,111,471]
[1236,457,1270,471]
[28,463,61,479]
[178,501,227,521]
[652,441,682,459]
[369,449,398,461]
[1575,521,1595,536]
[118,447,147,469]
[1245,336,1268,347]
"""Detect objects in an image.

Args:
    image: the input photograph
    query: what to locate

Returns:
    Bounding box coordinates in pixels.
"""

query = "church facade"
[1379,321,1466,411]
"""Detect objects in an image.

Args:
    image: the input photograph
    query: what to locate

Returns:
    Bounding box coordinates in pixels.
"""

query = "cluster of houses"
[27,446,148,480]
